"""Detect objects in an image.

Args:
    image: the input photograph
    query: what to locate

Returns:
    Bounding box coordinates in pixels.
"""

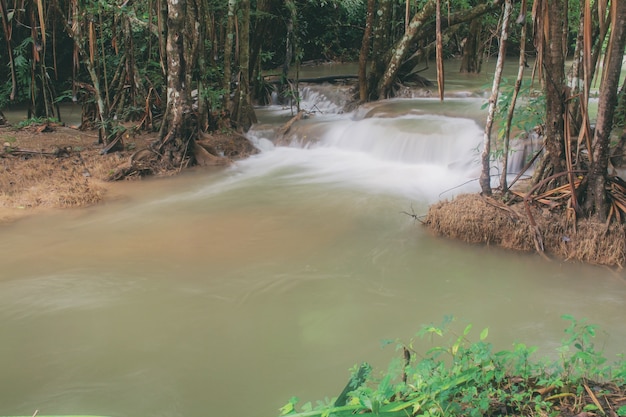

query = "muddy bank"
[0,123,255,223]
[425,193,626,268]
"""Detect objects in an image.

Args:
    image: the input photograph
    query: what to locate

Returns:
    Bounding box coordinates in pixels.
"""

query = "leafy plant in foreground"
[279,316,625,417]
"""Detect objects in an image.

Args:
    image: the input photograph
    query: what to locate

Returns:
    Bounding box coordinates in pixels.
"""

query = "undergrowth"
[279,316,626,417]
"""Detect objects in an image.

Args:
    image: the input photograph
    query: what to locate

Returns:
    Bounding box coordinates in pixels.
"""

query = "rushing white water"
[248,100,485,202]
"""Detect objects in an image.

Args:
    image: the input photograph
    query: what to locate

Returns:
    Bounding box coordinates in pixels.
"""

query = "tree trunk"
[249,0,277,100]
[367,0,394,101]
[566,0,585,131]
[230,0,257,132]
[375,0,501,99]
[156,0,195,168]
[435,0,444,101]
[459,18,483,73]
[223,0,236,112]
[0,0,17,102]
[376,0,436,99]
[358,0,376,102]
[584,0,626,221]
[499,5,527,192]
[479,0,512,196]
[64,0,109,144]
[532,0,567,187]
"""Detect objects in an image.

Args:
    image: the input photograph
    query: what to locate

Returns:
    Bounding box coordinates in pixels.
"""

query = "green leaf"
[617,405,626,416]
[480,328,489,341]
[280,397,299,415]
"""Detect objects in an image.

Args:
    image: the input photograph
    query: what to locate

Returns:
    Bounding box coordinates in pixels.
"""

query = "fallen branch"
[401,205,427,224]
[2,146,71,157]
[278,110,307,137]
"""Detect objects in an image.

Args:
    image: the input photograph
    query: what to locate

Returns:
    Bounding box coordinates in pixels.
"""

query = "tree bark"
[367,0,394,100]
[377,0,436,99]
[156,0,195,168]
[358,0,376,102]
[459,18,483,73]
[435,0,444,100]
[532,0,567,186]
[584,0,626,220]
[376,0,502,99]
[0,0,17,101]
[223,0,236,112]
[499,4,527,192]
[249,0,278,98]
[479,0,512,196]
[230,0,257,132]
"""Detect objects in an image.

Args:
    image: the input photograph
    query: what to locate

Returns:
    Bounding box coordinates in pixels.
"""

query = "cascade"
[246,89,486,201]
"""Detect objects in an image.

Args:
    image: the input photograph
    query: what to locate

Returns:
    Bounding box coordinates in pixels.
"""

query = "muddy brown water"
[1,64,625,417]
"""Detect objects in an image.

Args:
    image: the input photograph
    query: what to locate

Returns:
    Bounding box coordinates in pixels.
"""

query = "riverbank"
[425,193,626,268]
[0,122,253,224]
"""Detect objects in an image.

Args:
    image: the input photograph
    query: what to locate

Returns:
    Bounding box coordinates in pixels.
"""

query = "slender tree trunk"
[367,0,394,100]
[376,0,501,99]
[158,0,168,75]
[532,0,567,186]
[566,0,585,131]
[377,0,436,99]
[0,0,16,101]
[64,0,109,143]
[231,0,257,131]
[479,0,512,196]
[358,0,376,102]
[499,5,527,192]
[249,0,277,100]
[435,0,444,101]
[223,0,236,111]
[459,18,483,73]
[584,0,626,220]
[157,0,195,168]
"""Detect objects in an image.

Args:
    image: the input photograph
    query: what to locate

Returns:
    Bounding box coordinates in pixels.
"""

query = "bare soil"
[0,122,255,223]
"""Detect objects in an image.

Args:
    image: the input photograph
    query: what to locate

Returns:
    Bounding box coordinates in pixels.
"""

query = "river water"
[0,64,625,417]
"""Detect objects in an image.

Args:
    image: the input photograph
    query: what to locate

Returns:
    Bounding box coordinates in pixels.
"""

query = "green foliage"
[557,314,610,382]
[279,316,624,417]
[482,79,546,142]
[15,117,60,128]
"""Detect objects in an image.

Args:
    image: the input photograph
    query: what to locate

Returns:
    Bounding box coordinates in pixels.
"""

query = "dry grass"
[0,122,256,223]
[426,193,626,268]
[0,124,155,220]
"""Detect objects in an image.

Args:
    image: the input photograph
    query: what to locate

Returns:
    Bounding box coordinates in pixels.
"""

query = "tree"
[366,0,394,101]
[583,0,626,220]
[479,0,512,196]
[230,0,257,131]
[531,0,568,187]
[362,0,502,101]
[358,0,376,102]
[459,17,484,73]
[153,0,196,168]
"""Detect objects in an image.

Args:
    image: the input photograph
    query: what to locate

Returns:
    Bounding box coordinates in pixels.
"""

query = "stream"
[0,62,625,417]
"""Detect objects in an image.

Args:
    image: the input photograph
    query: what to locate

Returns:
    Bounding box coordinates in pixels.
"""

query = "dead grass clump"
[426,193,626,268]
[1,155,106,208]
[1,124,255,221]
[426,194,534,251]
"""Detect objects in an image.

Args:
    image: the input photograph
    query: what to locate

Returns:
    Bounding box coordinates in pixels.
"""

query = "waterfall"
[245,95,485,201]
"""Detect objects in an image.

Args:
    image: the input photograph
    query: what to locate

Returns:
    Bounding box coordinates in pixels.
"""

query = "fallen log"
[265,75,358,84]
